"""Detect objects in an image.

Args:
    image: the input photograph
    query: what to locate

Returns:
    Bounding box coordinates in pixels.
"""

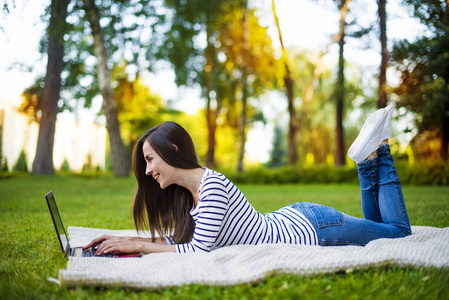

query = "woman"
[85,105,411,255]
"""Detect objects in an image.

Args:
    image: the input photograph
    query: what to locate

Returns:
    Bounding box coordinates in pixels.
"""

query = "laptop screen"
[45,192,70,254]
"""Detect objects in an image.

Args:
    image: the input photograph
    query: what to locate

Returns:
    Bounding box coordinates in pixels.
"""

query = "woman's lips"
[153,173,160,182]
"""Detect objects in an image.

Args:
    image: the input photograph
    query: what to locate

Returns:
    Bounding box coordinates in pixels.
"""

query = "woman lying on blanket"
[85,105,412,255]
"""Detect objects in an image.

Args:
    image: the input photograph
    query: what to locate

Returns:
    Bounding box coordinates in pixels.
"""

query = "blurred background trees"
[390,0,449,162]
[6,0,449,177]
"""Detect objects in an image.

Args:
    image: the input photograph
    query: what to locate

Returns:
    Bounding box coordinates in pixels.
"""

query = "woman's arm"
[83,235,176,255]
[127,236,168,245]
[176,176,229,253]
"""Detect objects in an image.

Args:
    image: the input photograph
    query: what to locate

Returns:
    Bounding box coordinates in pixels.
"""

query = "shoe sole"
[348,109,386,163]
[380,104,394,141]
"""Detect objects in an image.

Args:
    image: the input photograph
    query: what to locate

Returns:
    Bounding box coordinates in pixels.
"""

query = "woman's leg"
[292,106,412,246]
[350,105,393,222]
[376,144,412,235]
[357,151,382,223]
[290,143,411,246]
[291,199,410,246]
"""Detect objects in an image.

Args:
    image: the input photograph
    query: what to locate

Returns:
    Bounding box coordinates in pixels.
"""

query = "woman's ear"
[172,144,179,152]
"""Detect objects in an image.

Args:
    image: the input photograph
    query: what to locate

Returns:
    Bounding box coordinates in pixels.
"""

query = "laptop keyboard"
[70,247,114,257]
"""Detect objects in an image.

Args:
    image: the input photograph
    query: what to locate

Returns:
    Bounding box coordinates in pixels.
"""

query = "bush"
[221,162,449,186]
[1,157,8,171]
[12,150,28,172]
[60,159,71,172]
[395,162,449,185]
[222,166,359,185]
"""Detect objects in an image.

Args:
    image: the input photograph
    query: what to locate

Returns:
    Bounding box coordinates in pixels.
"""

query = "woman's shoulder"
[200,168,231,193]
[201,167,225,180]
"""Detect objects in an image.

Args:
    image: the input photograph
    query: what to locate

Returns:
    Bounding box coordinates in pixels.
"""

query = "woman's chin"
[159,181,167,189]
[159,181,175,190]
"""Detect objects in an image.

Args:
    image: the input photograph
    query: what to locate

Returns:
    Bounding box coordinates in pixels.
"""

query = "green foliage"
[0,175,448,299]
[81,154,95,173]
[18,78,45,122]
[104,149,113,172]
[395,161,449,186]
[223,166,358,185]
[390,0,449,160]
[268,124,287,168]
[60,159,71,172]
[12,150,28,172]
[286,48,368,166]
[151,0,280,169]
[112,63,166,148]
[0,157,7,171]
[391,38,448,133]
[151,0,236,86]
[29,0,159,112]
[222,163,449,186]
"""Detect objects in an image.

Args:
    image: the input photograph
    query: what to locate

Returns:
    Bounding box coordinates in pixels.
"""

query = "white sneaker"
[380,104,394,142]
[348,108,387,163]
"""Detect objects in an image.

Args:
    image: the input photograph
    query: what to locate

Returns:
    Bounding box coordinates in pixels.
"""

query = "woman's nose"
[146,165,152,176]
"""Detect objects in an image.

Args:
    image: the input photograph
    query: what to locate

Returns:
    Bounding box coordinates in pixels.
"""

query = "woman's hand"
[83,235,142,255]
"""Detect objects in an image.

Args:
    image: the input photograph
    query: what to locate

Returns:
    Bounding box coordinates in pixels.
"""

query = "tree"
[112,62,166,151]
[153,0,277,171]
[273,0,352,166]
[81,0,130,176]
[334,0,350,166]
[150,0,232,169]
[377,0,388,108]
[272,0,297,166]
[21,0,158,175]
[391,0,449,161]
[267,124,287,168]
[217,5,278,171]
[31,0,70,174]
[289,49,335,165]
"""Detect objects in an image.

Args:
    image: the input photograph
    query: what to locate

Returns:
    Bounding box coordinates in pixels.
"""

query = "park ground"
[0,174,448,299]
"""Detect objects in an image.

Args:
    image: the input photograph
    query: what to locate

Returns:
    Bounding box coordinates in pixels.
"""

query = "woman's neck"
[175,167,206,206]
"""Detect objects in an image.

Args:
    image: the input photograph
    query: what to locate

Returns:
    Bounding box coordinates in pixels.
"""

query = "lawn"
[0,174,448,299]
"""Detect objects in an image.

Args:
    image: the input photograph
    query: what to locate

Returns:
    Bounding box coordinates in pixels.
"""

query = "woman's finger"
[83,234,112,249]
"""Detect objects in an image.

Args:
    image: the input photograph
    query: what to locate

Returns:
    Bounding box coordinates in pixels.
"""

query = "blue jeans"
[290,144,412,246]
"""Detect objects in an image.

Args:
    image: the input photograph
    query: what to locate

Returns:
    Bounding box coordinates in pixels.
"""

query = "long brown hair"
[132,122,201,243]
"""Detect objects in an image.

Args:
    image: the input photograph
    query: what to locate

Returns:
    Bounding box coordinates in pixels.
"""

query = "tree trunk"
[205,24,217,169]
[378,0,388,108]
[238,76,248,172]
[442,99,449,161]
[32,0,70,175]
[285,73,298,165]
[205,93,221,169]
[442,0,449,161]
[82,0,130,176]
[272,0,298,166]
[205,94,216,169]
[237,7,251,172]
[335,0,346,167]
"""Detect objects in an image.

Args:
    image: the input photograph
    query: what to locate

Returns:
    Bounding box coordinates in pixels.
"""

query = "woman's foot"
[365,150,377,161]
[348,108,387,163]
[364,140,388,161]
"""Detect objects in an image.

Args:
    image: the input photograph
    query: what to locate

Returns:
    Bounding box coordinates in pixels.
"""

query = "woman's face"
[142,140,177,189]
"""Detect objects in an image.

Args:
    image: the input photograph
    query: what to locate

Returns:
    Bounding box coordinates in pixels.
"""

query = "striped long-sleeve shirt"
[173,168,318,253]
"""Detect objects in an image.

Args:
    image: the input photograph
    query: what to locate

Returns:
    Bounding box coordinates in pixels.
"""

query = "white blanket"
[59,226,449,289]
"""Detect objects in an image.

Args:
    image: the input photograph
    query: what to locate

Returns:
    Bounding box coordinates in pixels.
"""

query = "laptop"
[45,191,141,258]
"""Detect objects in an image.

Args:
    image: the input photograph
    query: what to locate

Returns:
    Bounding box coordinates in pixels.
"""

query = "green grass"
[0,175,448,299]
